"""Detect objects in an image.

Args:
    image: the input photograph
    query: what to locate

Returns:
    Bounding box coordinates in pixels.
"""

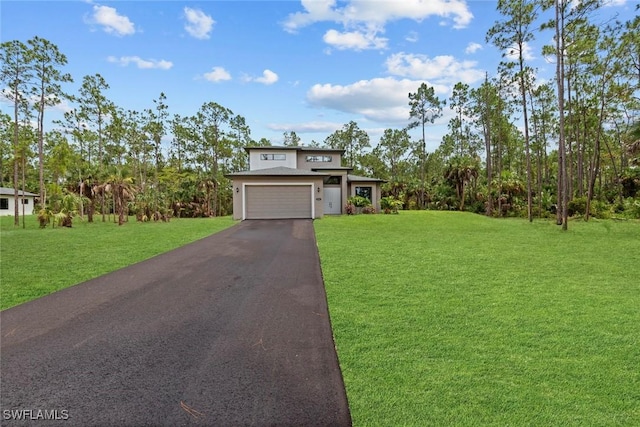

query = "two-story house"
[226,146,384,220]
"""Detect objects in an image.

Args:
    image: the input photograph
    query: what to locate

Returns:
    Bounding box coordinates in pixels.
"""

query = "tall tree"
[28,36,72,209]
[471,76,500,216]
[528,82,557,214]
[324,121,370,173]
[169,113,189,173]
[124,109,150,190]
[229,114,252,172]
[77,74,113,171]
[447,82,480,158]
[377,128,411,185]
[0,40,33,225]
[542,0,601,228]
[487,0,538,222]
[44,130,75,187]
[145,92,168,174]
[408,83,444,209]
[192,101,234,216]
[77,74,114,221]
[584,23,626,220]
[0,113,12,187]
[283,130,301,147]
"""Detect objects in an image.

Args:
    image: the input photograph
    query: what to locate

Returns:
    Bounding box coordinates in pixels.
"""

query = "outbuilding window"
[0,198,8,210]
[355,186,372,201]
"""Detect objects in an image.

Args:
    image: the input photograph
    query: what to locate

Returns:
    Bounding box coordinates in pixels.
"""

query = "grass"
[0,214,235,310]
[314,211,640,426]
[2,211,639,425]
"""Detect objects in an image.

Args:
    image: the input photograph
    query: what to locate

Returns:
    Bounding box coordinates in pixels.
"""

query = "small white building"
[0,187,37,216]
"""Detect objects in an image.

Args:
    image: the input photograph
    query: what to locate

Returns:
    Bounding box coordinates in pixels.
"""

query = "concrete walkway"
[1,220,351,426]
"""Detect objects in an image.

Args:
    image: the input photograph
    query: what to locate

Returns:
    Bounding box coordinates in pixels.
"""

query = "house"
[226,146,384,220]
[0,187,37,216]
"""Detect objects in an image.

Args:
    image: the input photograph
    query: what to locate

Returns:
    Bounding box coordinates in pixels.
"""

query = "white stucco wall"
[0,195,35,216]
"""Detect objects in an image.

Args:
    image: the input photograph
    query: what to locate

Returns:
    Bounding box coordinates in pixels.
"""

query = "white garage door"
[245,185,312,219]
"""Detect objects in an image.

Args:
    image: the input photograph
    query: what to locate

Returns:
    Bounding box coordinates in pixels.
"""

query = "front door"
[323,187,341,214]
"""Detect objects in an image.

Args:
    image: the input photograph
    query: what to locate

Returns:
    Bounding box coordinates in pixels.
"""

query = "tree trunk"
[556,0,569,229]
[12,90,19,226]
[38,94,45,210]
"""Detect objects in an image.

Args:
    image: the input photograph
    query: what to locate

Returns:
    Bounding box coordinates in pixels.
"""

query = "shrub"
[568,197,588,216]
[345,203,356,215]
[623,197,640,219]
[380,196,402,214]
[361,206,376,214]
[593,200,612,219]
[348,195,371,207]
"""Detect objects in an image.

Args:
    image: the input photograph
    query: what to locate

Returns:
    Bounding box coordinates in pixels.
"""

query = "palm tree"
[54,192,81,227]
[105,171,136,225]
[444,156,479,211]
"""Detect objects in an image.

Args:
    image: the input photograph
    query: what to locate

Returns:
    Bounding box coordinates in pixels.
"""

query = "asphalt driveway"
[0,219,351,426]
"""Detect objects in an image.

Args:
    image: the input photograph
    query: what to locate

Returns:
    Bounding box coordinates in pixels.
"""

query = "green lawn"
[0,215,235,310]
[2,212,639,425]
[314,211,640,426]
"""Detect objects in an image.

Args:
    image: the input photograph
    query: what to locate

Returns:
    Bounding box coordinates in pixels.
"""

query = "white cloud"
[107,56,173,70]
[184,7,214,39]
[203,66,231,82]
[268,121,342,134]
[603,0,627,6]
[385,52,485,85]
[283,0,472,52]
[255,69,279,85]
[284,0,473,32]
[282,0,342,33]
[465,42,483,54]
[243,69,279,85]
[323,28,388,51]
[405,31,419,43]
[307,77,447,123]
[90,5,135,36]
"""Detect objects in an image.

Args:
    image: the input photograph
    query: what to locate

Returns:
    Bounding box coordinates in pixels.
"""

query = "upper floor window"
[260,153,286,161]
[306,155,332,162]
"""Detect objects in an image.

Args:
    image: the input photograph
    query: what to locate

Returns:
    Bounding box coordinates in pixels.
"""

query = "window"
[22,198,29,204]
[355,186,372,201]
[260,153,286,161]
[306,155,332,162]
[325,176,341,185]
[0,198,8,210]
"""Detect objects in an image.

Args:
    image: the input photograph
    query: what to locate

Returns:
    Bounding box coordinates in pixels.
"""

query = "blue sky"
[1,0,635,152]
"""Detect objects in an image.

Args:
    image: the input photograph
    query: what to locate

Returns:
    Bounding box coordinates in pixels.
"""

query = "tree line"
[1,0,639,229]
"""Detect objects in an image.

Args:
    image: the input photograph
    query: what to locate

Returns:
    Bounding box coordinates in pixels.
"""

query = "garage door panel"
[246,185,311,219]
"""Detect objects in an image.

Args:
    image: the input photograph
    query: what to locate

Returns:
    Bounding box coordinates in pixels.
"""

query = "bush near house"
[348,195,371,208]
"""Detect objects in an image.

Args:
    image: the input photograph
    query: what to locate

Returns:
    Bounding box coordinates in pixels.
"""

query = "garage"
[245,184,313,219]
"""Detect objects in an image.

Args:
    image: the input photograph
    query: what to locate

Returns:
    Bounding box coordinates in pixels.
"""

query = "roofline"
[225,166,330,178]
[0,187,38,197]
[244,146,345,154]
[347,174,387,183]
